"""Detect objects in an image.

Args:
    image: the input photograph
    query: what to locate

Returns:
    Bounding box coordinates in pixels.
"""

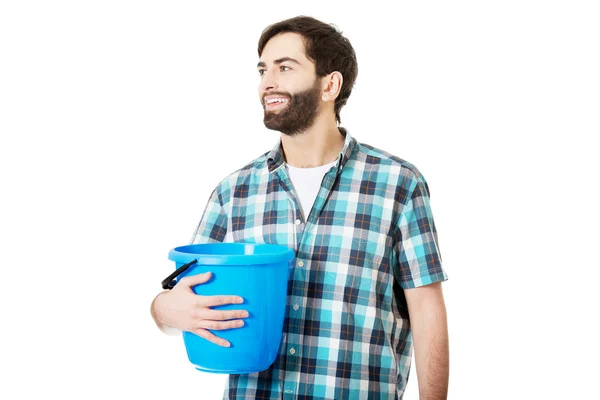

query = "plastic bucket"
[168,243,295,374]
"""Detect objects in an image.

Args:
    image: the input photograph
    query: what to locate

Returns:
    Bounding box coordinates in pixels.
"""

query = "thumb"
[178,271,212,288]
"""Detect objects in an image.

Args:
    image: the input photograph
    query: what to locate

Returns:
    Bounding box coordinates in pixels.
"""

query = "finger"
[197,319,245,331]
[179,272,212,288]
[202,309,249,321]
[192,328,231,347]
[197,295,244,307]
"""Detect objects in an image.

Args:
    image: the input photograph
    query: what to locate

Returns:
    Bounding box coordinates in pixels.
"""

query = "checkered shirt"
[190,128,448,399]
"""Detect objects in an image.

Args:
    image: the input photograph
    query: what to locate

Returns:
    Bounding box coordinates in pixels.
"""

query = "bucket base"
[193,362,273,375]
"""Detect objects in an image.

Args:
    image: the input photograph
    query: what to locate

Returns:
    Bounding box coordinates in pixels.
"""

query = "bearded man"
[151,15,449,400]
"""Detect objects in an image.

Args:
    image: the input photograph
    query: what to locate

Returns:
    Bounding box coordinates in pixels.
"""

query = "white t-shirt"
[285,159,338,220]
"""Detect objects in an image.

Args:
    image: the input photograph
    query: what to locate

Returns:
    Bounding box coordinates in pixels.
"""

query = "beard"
[262,80,321,136]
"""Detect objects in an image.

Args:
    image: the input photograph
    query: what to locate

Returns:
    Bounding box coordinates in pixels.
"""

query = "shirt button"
[297,260,304,267]
[293,304,299,311]
[294,219,301,225]
[289,347,296,355]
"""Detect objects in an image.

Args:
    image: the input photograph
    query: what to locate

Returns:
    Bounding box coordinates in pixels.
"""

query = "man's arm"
[405,282,449,400]
[151,291,182,336]
[151,186,229,335]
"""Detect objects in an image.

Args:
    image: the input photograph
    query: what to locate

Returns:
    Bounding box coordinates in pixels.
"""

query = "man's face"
[258,33,322,136]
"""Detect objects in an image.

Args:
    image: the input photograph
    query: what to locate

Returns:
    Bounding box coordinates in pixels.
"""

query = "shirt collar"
[266,127,357,175]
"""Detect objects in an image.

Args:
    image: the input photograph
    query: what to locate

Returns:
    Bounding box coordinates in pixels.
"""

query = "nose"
[259,68,278,95]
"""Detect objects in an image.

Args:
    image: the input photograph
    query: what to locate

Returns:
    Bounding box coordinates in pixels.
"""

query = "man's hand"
[151,272,249,347]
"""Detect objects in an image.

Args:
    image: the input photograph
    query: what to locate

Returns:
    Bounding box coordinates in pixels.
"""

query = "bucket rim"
[168,242,296,266]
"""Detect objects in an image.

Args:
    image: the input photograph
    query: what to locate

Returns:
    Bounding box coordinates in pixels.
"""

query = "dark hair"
[258,16,358,124]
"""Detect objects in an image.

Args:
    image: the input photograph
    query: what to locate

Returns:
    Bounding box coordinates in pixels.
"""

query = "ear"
[321,71,343,103]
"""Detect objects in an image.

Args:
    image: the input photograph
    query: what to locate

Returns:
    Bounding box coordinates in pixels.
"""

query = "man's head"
[257,16,358,136]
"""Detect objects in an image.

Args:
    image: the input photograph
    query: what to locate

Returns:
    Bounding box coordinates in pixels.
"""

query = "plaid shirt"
[191,128,448,399]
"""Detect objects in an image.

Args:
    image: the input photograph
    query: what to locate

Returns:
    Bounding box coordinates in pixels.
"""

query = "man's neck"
[280,116,345,168]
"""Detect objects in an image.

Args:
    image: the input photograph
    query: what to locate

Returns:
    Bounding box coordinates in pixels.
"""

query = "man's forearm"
[416,327,449,399]
[151,291,182,336]
[410,294,449,399]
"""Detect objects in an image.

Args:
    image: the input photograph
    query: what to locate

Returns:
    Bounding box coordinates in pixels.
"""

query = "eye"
[280,65,291,72]
[258,69,266,76]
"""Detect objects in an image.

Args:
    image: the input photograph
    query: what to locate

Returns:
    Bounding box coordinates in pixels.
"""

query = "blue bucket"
[168,243,295,374]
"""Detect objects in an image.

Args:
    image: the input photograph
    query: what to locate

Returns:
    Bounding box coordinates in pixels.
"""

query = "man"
[151,15,449,399]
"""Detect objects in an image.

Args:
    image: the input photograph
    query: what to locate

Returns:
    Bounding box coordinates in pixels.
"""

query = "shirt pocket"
[325,237,379,290]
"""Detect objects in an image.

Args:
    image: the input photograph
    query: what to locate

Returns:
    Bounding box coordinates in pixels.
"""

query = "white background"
[1,1,598,399]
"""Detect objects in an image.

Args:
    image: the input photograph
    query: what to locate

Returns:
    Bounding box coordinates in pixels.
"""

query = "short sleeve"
[394,173,448,289]
[189,187,228,244]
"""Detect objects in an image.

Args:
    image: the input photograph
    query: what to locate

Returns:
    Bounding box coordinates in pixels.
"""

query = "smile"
[264,97,289,110]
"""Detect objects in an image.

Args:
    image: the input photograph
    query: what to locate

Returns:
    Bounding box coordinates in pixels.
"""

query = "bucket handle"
[161,259,198,290]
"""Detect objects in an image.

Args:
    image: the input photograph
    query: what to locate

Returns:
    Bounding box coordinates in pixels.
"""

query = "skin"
[152,30,449,399]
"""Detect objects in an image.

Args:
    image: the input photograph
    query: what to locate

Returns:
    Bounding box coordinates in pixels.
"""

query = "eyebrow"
[257,57,301,68]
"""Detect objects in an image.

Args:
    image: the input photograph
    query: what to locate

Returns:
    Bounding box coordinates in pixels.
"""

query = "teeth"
[267,98,287,104]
